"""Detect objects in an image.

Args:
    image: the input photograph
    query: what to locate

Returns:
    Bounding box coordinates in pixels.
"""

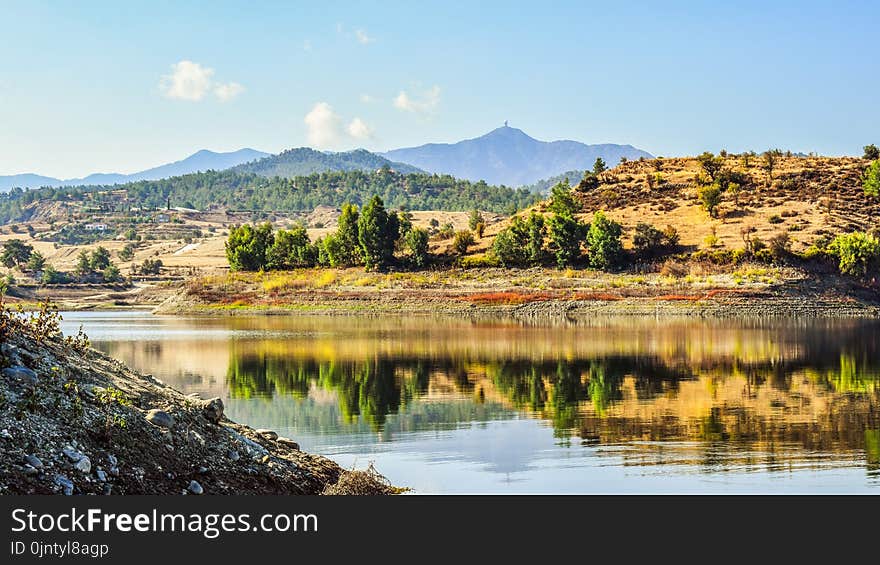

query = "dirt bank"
[0,304,399,495]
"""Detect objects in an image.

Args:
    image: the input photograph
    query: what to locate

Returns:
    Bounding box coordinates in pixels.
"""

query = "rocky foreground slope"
[0,303,397,495]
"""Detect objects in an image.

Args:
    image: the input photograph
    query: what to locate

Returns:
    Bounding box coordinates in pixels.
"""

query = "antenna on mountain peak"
[504,120,509,127]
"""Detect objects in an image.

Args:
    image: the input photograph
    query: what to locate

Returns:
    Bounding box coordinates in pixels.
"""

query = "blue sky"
[1,0,878,178]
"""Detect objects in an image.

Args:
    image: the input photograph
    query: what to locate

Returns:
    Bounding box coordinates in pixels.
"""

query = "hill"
[0,148,269,191]
[381,125,652,187]
[521,169,587,194]
[233,148,423,178]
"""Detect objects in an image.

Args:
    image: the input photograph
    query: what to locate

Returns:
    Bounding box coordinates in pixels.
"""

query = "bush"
[468,209,484,231]
[863,160,880,197]
[135,258,163,276]
[864,144,880,160]
[404,227,429,267]
[547,213,584,268]
[768,232,791,260]
[632,223,677,257]
[768,215,784,224]
[225,223,274,271]
[828,232,880,276]
[452,230,475,255]
[491,217,530,267]
[41,266,70,284]
[1,240,33,268]
[266,225,316,269]
[459,254,501,268]
[103,264,123,283]
[585,211,622,270]
[698,184,723,217]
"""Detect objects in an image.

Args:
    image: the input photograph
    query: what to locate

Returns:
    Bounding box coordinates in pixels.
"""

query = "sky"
[1,0,878,179]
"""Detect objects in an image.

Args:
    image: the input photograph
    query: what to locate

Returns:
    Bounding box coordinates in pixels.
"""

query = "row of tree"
[226,195,428,272]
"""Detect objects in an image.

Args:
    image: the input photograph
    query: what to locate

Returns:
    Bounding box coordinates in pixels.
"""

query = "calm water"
[59,311,880,493]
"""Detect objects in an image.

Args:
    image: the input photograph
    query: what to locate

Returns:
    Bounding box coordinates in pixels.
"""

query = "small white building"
[84,223,108,231]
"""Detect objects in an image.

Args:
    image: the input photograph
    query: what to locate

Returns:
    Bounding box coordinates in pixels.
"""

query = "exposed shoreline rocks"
[0,305,400,495]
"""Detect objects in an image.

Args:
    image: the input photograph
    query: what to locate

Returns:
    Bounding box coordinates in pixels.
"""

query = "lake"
[59,311,880,493]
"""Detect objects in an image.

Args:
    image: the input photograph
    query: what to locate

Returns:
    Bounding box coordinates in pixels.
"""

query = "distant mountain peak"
[381,126,651,187]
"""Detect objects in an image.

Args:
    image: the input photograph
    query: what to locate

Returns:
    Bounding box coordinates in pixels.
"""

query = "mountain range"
[0,148,268,192]
[381,125,652,187]
[1,126,653,192]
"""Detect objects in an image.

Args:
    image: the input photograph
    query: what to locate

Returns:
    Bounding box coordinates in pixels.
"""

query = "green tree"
[358,195,396,270]
[103,263,123,283]
[90,246,112,271]
[266,225,315,269]
[335,203,362,266]
[404,227,429,267]
[828,232,880,276]
[25,251,45,272]
[864,144,880,160]
[699,183,723,218]
[526,213,546,264]
[225,223,274,271]
[593,157,607,175]
[41,266,67,284]
[696,151,725,182]
[585,211,622,270]
[763,150,778,183]
[549,180,579,216]
[452,230,475,255]
[491,216,530,267]
[863,160,880,197]
[468,209,484,231]
[75,249,93,277]
[548,213,585,268]
[118,243,136,262]
[1,240,33,268]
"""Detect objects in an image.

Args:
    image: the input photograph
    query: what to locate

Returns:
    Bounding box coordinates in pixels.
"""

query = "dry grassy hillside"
[516,154,878,255]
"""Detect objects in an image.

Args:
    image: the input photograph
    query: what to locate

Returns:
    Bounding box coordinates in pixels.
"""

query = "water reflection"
[65,312,880,492]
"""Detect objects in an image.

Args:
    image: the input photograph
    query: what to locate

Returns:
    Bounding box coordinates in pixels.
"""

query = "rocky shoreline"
[0,304,399,495]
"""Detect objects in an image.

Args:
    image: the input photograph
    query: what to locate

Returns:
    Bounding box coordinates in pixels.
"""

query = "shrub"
[452,230,475,255]
[632,223,677,257]
[659,260,688,278]
[1,240,33,268]
[25,251,45,272]
[225,223,274,271]
[696,152,725,182]
[548,213,585,268]
[491,217,530,267]
[549,180,580,216]
[698,184,723,217]
[266,225,316,269]
[405,227,429,267]
[103,264,123,283]
[768,215,784,224]
[585,211,622,270]
[459,254,501,268]
[468,209,484,231]
[863,160,880,197]
[41,266,69,284]
[526,213,546,264]
[768,232,791,260]
[864,144,880,160]
[135,258,163,276]
[118,243,136,262]
[827,232,880,276]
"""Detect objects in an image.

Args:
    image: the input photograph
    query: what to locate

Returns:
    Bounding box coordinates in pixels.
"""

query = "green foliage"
[632,223,678,258]
[1,240,33,268]
[225,223,274,271]
[593,157,607,175]
[828,232,880,276]
[452,230,475,255]
[75,250,92,277]
[25,251,45,272]
[526,213,546,264]
[548,180,579,216]
[102,263,123,283]
[864,144,880,160]
[585,211,622,270]
[266,225,316,269]
[863,160,880,197]
[698,183,723,217]
[0,169,540,225]
[90,246,112,271]
[404,227,429,267]
[358,196,397,270]
[334,203,363,266]
[41,266,69,284]
[696,152,725,181]
[118,243,136,261]
[547,213,585,268]
[459,254,501,268]
[491,216,530,267]
[134,258,163,276]
[468,209,484,231]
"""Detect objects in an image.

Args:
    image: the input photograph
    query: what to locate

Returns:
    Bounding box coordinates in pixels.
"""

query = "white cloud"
[304,102,343,148]
[303,103,376,148]
[159,60,243,102]
[214,82,244,102]
[355,29,374,44]
[393,85,441,115]
[160,60,214,101]
[347,117,374,140]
